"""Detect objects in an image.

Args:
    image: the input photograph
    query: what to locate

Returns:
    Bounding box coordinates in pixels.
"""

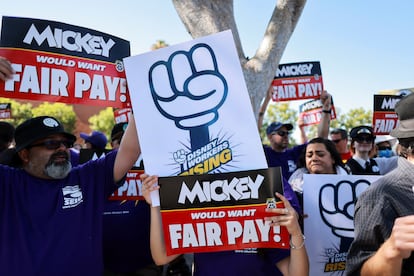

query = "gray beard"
[44,161,72,179]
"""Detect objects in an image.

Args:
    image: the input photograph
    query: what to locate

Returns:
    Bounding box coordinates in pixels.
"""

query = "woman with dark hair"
[288,137,349,197]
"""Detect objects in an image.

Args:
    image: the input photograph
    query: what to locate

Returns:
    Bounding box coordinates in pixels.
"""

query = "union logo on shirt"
[288,160,297,172]
[62,185,83,209]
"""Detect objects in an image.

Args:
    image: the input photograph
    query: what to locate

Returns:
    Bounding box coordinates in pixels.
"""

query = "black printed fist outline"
[149,43,228,151]
[319,180,370,238]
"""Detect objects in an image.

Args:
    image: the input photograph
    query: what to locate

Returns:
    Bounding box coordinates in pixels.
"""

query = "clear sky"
[2,0,414,115]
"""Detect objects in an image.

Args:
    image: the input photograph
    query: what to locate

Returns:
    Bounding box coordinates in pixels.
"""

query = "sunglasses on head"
[355,136,373,143]
[274,130,291,137]
[27,139,74,150]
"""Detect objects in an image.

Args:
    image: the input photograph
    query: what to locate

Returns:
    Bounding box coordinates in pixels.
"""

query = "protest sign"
[372,94,401,135]
[79,149,145,201]
[123,30,276,253]
[378,87,414,96]
[299,97,336,126]
[113,107,132,123]
[0,102,11,119]
[158,167,287,255]
[124,30,267,181]
[271,61,323,102]
[108,168,144,201]
[0,16,131,108]
[303,174,381,276]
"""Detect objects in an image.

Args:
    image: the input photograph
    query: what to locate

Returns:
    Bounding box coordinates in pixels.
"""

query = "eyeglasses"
[332,139,343,144]
[274,130,291,137]
[355,137,373,143]
[27,139,74,150]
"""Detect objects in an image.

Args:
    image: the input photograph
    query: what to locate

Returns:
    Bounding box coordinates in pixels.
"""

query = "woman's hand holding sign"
[140,173,181,265]
[264,192,309,276]
[140,173,159,206]
[265,192,302,238]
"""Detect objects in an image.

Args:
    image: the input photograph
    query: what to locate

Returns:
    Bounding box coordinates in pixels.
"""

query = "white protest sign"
[124,30,267,206]
[303,174,381,276]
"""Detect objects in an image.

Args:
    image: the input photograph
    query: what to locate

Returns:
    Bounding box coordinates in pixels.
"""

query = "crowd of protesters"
[1,49,413,276]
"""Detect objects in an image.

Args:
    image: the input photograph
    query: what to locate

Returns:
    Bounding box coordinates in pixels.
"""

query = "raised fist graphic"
[149,43,228,151]
[319,179,370,251]
[173,149,187,171]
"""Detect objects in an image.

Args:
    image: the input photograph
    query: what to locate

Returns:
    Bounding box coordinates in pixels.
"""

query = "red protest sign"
[79,149,145,201]
[0,102,11,119]
[299,97,337,127]
[372,94,401,135]
[272,61,323,102]
[0,16,131,108]
[158,167,289,255]
[109,169,145,201]
[113,107,132,123]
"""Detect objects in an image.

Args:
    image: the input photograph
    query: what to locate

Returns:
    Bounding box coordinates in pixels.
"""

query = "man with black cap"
[346,125,397,175]
[346,93,414,275]
[263,90,332,179]
[0,115,140,275]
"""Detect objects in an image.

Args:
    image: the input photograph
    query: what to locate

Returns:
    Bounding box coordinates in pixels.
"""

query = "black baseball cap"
[14,116,76,151]
[266,122,293,135]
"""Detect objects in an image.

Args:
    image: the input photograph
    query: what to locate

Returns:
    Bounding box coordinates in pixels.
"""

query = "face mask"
[378,149,393,158]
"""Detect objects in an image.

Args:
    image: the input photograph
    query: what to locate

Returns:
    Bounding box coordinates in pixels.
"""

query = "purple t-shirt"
[192,177,301,276]
[102,199,154,273]
[263,144,307,179]
[0,151,119,276]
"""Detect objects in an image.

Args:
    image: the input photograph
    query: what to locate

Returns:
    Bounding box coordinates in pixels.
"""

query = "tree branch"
[172,0,307,120]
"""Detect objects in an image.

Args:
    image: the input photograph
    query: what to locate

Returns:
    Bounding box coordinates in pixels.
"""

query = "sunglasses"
[355,137,373,143]
[378,146,392,151]
[27,139,74,150]
[274,130,291,137]
[332,139,343,144]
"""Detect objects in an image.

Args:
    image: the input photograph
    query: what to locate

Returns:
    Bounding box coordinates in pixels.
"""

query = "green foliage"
[0,97,117,142]
[0,97,33,127]
[88,107,115,141]
[331,108,373,131]
[0,98,80,133]
[305,108,372,138]
[31,102,77,133]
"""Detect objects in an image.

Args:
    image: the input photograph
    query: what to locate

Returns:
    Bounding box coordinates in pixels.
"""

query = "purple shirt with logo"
[0,151,119,276]
[263,144,307,179]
